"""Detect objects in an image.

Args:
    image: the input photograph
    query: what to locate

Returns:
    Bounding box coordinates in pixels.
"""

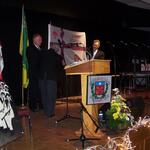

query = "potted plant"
[106,88,134,131]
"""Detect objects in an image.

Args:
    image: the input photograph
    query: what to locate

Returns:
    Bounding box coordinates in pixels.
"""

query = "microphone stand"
[56,73,79,124]
[66,102,100,149]
[56,39,80,123]
[85,47,92,60]
[56,45,91,124]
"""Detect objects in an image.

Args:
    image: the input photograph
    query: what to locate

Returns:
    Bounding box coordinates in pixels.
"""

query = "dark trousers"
[39,79,57,117]
[29,75,40,110]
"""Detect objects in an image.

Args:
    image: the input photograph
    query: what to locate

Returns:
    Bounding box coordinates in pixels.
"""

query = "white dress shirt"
[34,43,41,50]
[92,49,98,59]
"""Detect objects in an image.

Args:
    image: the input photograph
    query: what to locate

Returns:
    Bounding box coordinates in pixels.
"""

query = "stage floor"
[1,89,150,150]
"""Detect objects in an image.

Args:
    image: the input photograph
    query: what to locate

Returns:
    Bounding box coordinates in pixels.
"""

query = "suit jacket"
[26,44,41,78]
[93,50,105,59]
[39,48,63,81]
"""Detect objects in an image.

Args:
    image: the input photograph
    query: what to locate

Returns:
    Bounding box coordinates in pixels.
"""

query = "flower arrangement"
[106,88,134,130]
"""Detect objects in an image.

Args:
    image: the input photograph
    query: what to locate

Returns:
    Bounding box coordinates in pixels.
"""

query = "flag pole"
[0,42,4,81]
[19,5,29,113]
[22,80,24,107]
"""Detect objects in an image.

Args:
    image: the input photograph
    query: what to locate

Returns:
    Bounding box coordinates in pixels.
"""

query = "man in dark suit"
[39,48,63,121]
[91,39,105,59]
[26,33,42,112]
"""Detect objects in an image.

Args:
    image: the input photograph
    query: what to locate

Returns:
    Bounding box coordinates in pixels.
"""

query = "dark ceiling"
[1,0,150,29]
[0,0,83,18]
[0,0,117,18]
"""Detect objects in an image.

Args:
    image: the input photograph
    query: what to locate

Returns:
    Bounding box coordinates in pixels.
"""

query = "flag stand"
[18,81,30,117]
[18,85,32,143]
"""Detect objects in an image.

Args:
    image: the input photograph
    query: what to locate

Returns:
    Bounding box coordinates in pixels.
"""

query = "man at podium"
[90,39,105,60]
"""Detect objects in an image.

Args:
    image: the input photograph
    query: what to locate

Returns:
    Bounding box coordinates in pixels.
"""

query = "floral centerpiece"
[106,88,134,130]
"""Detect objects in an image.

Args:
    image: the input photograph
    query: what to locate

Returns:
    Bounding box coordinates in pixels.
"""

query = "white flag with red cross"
[0,43,4,80]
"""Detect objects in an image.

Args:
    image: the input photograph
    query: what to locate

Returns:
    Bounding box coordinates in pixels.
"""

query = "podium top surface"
[65,59,111,75]
[65,59,111,69]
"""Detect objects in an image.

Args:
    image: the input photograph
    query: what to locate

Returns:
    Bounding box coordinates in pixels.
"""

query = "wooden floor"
[1,88,150,150]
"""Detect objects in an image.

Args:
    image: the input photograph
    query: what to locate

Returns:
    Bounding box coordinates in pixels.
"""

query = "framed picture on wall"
[87,75,112,105]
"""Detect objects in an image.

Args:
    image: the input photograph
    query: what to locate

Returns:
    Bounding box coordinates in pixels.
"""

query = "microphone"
[108,42,115,47]
[130,42,138,47]
[106,41,115,47]
[58,39,62,48]
[141,43,149,48]
[120,40,124,44]
[85,47,92,59]
[120,40,128,46]
[112,44,115,47]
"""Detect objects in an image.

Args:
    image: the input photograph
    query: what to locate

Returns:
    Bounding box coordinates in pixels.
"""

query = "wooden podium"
[65,59,111,134]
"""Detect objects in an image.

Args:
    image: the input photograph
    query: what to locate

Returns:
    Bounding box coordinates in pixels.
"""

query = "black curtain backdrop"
[0,6,91,105]
[0,5,150,105]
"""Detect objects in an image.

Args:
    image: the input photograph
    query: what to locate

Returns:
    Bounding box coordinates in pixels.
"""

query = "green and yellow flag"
[19,6,29,88]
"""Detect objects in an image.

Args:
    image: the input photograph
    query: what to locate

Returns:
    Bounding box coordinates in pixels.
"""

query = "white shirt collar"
[92,49,98,59]
[34,43,41,50]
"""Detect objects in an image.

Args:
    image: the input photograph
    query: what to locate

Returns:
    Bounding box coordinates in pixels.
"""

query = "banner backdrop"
[48,24,87,65]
